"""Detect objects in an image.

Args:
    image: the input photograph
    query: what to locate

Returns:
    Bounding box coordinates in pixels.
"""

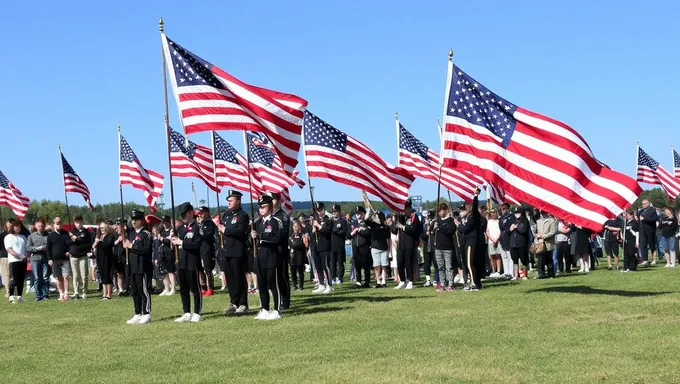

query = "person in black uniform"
[123,210,153,324]
[394,199,422,290]
[199,206,217,296]
[219,190,250,315]
[252,195,284,320]
[351,206,372,288]
[509,207,531,280]
[93,221,116,300]
[603,215,623,270]
[171,202,204,323]
[638,199,658,266]
[157,216,176,296]
[330,204,348,285]
[622,208,639,272]
[456,188,483,291]
[311,202,333,294]
[270,192,291,310]
[289,221,308,290]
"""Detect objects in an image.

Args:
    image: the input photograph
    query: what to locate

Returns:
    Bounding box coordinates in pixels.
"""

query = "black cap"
[513,207,524,214]
[74,215,84,222]
[405,199,412,209]
[332,204,341,212]
[269,192,281,200]
[200,206,210,213]
[355,206,366,214]
[458,204,467,211]
[130,210,145,220]
[258,195,273,206]
[227,190,243,199]
[314,202,325,210]
[114,218,122,225]
[177,202,193,216]
[161,215,172,222]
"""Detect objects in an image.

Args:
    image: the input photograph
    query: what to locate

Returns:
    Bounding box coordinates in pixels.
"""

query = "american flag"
[60,153,94,210]
[486,182,520,206]
[398,121,482,202]
[119,135,165,213]
[169,128,219,192]
[161,34,307,175]
[637,146,680,201]
[212,132,250,192]
[0,171,30,219]
[441,64,641,230]
[303,111,415,211]
[673,148,680,178]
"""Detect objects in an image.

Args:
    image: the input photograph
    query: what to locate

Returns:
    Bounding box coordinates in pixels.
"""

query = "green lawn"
[2,261,680,384]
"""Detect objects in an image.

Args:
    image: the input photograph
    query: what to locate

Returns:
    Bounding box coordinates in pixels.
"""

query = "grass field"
[2,261,680,384]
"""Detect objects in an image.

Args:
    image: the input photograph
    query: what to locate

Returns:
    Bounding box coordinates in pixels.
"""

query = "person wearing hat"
[330,204,349,285]
[498,203,517,279]
[311,202,333,294]
[69,215,92,299]
[123,210,153,324]
[219,190,250,315]
[252,194,284,320]
[171,202,204,323]
[198,206,217,296]
[394,199,422,290]
[455,188,483,290]
[350,205,372,288]
[270,192,292,309]
[509,207,531,280]
[156,215,176,296]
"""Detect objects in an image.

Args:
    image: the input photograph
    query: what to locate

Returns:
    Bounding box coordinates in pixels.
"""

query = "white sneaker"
[9,296,15,304]
[138,314,151,324]
[312,285,325,294]
[322,285,332,294]
[81,293,87,299]
[640,261,648,267]
[168,289,175,296]
[127,315,142,324]
[219,286,227,292]
[405,282,414,290]
[578,268,585,273]
[453,275,461,285]
[175,313,192,323]
[267,310,281,320]
[394,282,406,289]
[490,272,501,278]
[159,290,169,296]
[424,280,432,287]
[190,313,201,323]
[651,261,657,266]
[671,264,676,268]
[254,309,270,320]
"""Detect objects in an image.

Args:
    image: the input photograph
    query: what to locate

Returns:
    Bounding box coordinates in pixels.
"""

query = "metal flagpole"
[191,182,198,208]
[394,111,405,231]
[300,120,318,244]
[58,144,72,224]
[210,132,223,247]
[207,186,210,209]
[117,125,125,221]
[243,131,258,258]
[672,145,675,176]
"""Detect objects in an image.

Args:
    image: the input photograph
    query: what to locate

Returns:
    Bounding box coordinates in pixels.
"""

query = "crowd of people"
[0,188,674,323]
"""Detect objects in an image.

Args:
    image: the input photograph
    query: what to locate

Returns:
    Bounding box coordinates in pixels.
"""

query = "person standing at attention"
[252,195,284,320]
[68,215,92,299]
[4,220,28,303]
[638,199,658,266]
[220,190,250,315]
[658,207,678,268]
[172,203,204,323]
[123,210,153,324]
[26,218,50,301]
[394,199,422,290]
[47,217,72,301]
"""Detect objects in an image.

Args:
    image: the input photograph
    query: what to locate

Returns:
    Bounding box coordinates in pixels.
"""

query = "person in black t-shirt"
[622,209,640,272]
[603,215,623,270]
[658,207,678,268]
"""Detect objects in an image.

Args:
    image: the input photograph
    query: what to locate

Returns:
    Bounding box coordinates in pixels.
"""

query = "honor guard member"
[394,199,422,290]
[123,210,153,324]
[457,188,483,291]
[199,206,217,296]
[269,192,291,310]
[330,204,348,285]
[351,206,372,288]
[220,190,250,315]
[312,202,333,294]
[252,195,283,320]
[171,202,204,323]
[158,216,176,296]
[622,208,639,272]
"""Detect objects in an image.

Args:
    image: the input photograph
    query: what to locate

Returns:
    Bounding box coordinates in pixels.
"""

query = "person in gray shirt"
[26,218,50,301]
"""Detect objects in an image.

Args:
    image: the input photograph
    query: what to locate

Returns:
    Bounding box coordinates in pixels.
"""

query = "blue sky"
[2,1,679,209]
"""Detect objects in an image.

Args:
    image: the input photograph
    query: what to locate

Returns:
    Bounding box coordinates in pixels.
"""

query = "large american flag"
[161,34,307,175]
[303,111,414,211]
[637,146,680,201]
[0,171,30,219]
[60,153,94,210]
[119,135,165,213]
[169,128,219,192]
[398,121,482,202]
[673,148,680,178]
[486,181,520,206]
[441,64,641,230]
[212,132,250,192]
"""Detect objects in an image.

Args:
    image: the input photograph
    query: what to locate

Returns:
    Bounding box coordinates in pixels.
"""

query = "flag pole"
[210,132,223,247]
[635,141,640,184]
[192,182,198,208]
[300,118,318,244]
[395,111,405,230]
[117,125,125,221]
[58,144,72,224]
[672,145,675,176]
[243,132,257,258]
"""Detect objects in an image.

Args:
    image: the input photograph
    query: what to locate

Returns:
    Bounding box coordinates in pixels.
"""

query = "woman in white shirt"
[4,221,28,303]
[486,209,503,278]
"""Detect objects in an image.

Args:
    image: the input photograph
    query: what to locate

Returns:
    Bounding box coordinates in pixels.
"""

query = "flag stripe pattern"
[303,111,415,211]
[212,132,250,192]
[169,128,219,192]
[61,153,94,210]
[637,147,680,200]
[486,182,520,206]
[0,171,30,219]
[161,34,307,175]
[673,149,680,178]
[442,65,642,230]
[398,122,482,202]
[119,135,165,213]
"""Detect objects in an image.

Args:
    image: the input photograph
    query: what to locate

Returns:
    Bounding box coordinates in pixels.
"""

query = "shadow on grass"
[293,294,429,308]
[527,285,672,297]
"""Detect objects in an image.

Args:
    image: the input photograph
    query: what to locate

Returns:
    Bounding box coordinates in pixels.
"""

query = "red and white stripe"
[486,182,520,206]
[119,160,164,213]
[63,173,94,210]
[0,172,30,219]
[215,152,250,192]
[637,164,680,201]
[170,142,219,192]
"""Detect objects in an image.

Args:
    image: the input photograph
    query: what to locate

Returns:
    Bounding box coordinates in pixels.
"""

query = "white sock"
[671,251,676,265]
[425,275,431,281]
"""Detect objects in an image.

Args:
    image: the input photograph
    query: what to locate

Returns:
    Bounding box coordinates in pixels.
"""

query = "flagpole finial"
[117,124,121,132]
[159,17,164,32]
[395,111,398,120]
[448,49,454,60]
[437,118,440,125]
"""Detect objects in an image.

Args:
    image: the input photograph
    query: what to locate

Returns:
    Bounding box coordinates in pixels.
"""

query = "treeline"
[0,189,671,224]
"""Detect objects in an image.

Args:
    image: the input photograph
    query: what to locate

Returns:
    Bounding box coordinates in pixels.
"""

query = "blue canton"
[119,136,138,162]
[213,132,240,164]
[0,171,10,189]
[166,37,222,89]
[61,154,78,176]
[638,148,659,170]
[674,150,680,169]
[399,123,429,162]
[247,132,275,167]
[302,111,348,152]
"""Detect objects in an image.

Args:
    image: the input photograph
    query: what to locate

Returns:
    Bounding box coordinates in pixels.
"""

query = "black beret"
[332,204,341,212]
[314,202,325,210]
[458,204,467,211]
[269,192,281,200]
[74,215,84,222]
[513,207,524,214]
[161,215,172,222]
[355,206,366,214]
[258,195,273,206]
[114,218,123,225]
[130,210,145,220]
[177,202,193,216]
[200,206,210,213]
[227,190,243,199]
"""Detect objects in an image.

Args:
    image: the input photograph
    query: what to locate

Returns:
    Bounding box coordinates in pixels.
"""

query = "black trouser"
[624,242,638,271]
[537,251,554,278]
[423,251,435,277]
[355,246,371,286]
[511,247,529,267]
[225,257,247,307]
[314,251,331,286]
[397,248,415,282]
[291,265,304,289]
[130,273,150,316]
[277,253,291,308]
[556,242,571,273]
[639,229,655,261]
[330,249,346,282]
[463,242,482,288]
[258,267,280,312]
[178,269,202,315]
[9,260,27,296]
